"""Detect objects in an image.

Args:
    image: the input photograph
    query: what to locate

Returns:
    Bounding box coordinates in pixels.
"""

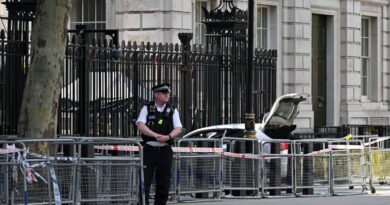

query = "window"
[70,0,106,31]
[184,130,225,138]
[256,6,268,48]
[194,0,207,45]
[361,18,370,97]
[360,16,379,101]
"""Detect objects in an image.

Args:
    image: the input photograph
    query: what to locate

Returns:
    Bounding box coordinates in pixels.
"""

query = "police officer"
[136,83,182,205]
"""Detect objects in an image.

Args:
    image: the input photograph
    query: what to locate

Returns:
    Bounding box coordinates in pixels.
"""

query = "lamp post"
[244,0,256,138]
[178,33,193,133]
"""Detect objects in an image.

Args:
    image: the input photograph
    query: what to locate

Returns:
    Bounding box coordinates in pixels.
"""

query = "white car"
[183,93,308,142]
[182,93,308,180]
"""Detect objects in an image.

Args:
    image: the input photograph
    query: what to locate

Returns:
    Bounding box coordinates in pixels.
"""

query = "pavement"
[173,186,390,205]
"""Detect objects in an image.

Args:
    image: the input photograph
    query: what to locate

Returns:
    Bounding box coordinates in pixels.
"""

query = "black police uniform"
[142,102,175,205]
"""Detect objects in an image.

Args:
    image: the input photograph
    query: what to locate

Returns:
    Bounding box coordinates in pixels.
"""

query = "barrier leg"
[232,141,246,196]
[81,144,97,202]
[269,143,281,196]
[196,141,208,199]
[286,144,293,194]
[294,144,302,194]
[302,144,314,195]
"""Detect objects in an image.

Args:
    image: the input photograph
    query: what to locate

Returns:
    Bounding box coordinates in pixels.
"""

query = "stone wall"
[106,0,192,43]
[105,0,390,127]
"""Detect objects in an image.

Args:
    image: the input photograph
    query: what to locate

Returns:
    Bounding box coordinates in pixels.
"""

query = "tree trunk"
[18,0,71,147]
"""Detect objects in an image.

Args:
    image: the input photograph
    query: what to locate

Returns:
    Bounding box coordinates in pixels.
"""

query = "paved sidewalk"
[173,186,390,205]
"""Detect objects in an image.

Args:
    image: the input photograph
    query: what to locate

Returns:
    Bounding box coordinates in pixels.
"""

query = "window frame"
[69,0,106,31]
[193,0,208,45]
[361,17,371,100]
[256,5,270,49]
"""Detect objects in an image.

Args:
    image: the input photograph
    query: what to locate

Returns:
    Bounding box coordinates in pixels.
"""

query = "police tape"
[308,145,365,155]
[221,152,284,160]
[94,145,284,159]
[174,147,223,153]
[306,139,387,155]
[328,144,365,150]
[94,145,224,153]
[48,163,62,205]
[0,144,20,155]
[364,137,389,147]
[309,137,390,155]
[2,138,386,161]
[0,147,20,154]
[221,152,260,159]
[93,136,390,159]
[308,148,333,155]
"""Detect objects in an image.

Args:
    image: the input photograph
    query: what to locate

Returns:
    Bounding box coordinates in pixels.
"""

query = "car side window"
[224,129,244,138]
[208,130,225,138]
[186,130,225,138]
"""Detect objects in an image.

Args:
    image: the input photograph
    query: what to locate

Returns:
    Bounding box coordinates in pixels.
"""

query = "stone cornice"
[361,0,388,6]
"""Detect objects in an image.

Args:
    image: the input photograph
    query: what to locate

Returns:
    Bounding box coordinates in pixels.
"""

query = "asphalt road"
[173,186,390,205]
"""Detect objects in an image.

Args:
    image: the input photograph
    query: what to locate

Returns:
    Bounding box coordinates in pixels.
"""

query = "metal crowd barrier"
[221,137,261,198]
[175,138,222,202]
[346,135,378,193]
[260,139,294,197]
[1,138,77,205]
[4,135,388,203]
[328,139,367,195]
[75,137,144,204]
[1,137,145,205]
[262,139,367,196]
[293,139,332,196]
[1,139,48,205]
[369,136,390,187]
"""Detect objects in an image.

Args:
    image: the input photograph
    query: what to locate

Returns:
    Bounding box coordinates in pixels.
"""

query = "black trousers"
[143,144,173,205]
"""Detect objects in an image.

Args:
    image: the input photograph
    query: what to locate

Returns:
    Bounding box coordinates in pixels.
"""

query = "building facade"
[69,0,390,129]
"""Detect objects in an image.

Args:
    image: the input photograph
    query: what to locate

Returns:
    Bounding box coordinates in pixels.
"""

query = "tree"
[17,0,72,143]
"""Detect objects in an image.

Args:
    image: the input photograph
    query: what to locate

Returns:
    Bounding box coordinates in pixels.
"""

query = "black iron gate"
[0,0,277,137]
[60,35,279,137]
[0,0,35,135]
[201,0,248,126]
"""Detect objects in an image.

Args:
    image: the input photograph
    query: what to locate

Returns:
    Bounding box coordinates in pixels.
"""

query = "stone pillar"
[281,0,314,191]
[339,0,362,124]
[384,5,390,103]
[282,0,313,128]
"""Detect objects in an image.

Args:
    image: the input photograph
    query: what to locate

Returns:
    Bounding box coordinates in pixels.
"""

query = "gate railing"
[0,30,277,137]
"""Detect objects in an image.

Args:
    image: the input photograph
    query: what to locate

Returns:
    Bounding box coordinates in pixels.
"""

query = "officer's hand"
[156,134,169,143]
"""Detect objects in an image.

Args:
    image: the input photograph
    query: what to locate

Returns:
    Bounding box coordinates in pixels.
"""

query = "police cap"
[152,83,171,93]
